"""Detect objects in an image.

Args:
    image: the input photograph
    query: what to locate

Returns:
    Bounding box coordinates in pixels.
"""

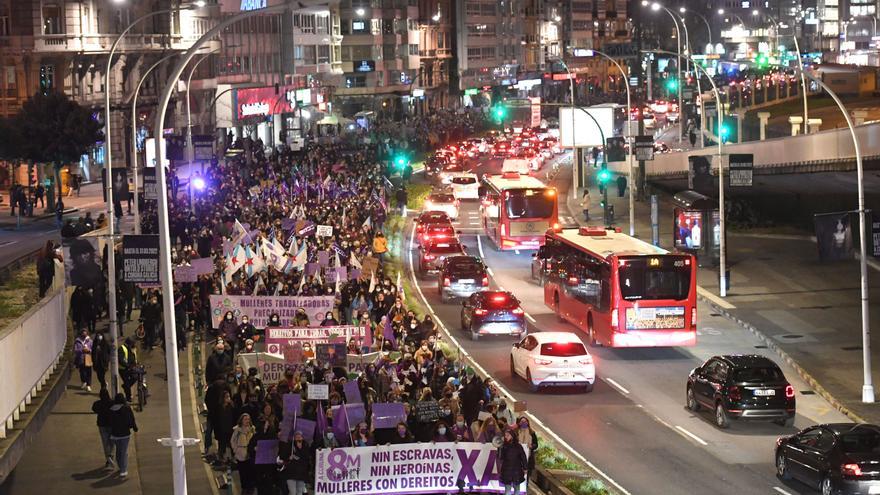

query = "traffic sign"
[634,136,654,161]
[703,101,717,118]
[729,153,754,187]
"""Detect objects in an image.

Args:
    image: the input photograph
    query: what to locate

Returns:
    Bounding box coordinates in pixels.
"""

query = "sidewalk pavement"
[0,313,216,495]
[0,182,109,229]
[558,162,880,424]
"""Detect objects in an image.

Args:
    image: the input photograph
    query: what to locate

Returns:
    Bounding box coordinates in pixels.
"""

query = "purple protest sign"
[348,269,361,281]
[296,418,316,442]
[371,402,406,429]
[318,251,329,267]
[283,393,301,416]
[254,439,279,465]
[332,403,366,431]
[335,266,347,283]
[305,263,318,276]
[281,218,296,231]
[343,381,362,403]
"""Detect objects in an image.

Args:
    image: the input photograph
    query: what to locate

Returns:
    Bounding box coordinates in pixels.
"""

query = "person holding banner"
[497,428,529,495]
[517,417,539,477]
[278,430,312,495]
[352,422,373,446]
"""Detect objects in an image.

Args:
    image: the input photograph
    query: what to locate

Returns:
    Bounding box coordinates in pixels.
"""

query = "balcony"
[32,33,186,53]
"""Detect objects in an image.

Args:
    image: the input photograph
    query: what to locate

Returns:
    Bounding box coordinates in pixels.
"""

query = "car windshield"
[733,367,785,383]
[540,342,587,357]
[452,177,477,185]
[618,256,691,301]
[506,189,555,219]
[429,194,455,203]
[840,428,880,454]
[429,243,463,254]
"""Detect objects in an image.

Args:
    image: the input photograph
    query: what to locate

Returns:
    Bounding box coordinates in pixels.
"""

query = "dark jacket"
[204,379,231,419]
[497,441,528,485]
[205,350,233,383]
[91,398,113,427]
[277,441,312,481]
[92,336,111,371]
[109,403,138,438]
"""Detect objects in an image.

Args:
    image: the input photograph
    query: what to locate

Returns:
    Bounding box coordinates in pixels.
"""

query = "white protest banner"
[316,225,334,237]
[307,383,329,400]
[265,325,372,351]
[209,295,335,328]
[238,352,380,384]
[313,442,527,495]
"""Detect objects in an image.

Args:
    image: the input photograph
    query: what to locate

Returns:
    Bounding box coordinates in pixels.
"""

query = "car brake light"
[474,308,488,316]
[785,385,795,398]
[443,277,451,287]
[482,276,489,286]
[579,355,593,365]
[842,463,862,477]
[512,307,524,315]
[552,222,560,230]
[728,385,742,402]
[611,309,618,329]
[424,254,436,260]
[691,307,697,327]
[534,358,552,365]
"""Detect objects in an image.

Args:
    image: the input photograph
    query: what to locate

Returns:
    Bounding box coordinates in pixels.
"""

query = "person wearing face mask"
[320,311,338,327]
[497,428,528,495]
[477,416,501,444]
[432,421,454,442]
[322,429,340,448]
[353,422,373,446]
[218,311,238,348]
[278,430,312,495]
[414,340,433,365]
[140,294,163,349]
[206,342,233,383]
[91,331,111,391]
[294,308,310,327]
[390,421,414,444]
[236,316,256,349]
[516,417,539,477]
[450,414,472,442]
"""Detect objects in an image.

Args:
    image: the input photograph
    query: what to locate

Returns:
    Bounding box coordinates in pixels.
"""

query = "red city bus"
[479,173,559,250]
[542,226,697,347]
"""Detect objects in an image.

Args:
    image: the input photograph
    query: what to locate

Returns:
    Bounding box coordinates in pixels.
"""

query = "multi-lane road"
[403,164,849,495]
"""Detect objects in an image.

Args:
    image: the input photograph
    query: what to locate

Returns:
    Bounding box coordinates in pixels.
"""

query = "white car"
[424,192,459,220]
[447,173,480,200]
[510,332,595,393]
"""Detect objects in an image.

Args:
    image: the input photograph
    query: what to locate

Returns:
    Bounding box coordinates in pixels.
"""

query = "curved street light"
[644,1,684,144]
[753,10,809,134]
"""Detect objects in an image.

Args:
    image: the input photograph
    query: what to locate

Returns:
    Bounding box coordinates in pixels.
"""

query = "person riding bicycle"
[118,337,138,402]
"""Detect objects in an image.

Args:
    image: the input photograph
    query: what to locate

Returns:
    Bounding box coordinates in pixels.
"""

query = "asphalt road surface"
[411,163,849,495]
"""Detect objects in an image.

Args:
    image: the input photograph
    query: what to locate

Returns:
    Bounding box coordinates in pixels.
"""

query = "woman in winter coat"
[230,413,257,494]
[218,311,238,345]
[277,430,313,495]
[74,329,93,391]
[497,428,528,495]
[214,391,237,464]
[516,416,539,476]
[109,393,138,478]
[91,389,115,468]
[91,332,111,391]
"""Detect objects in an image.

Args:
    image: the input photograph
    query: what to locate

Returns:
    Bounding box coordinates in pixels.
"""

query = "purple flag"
[335,266,347,283]
[305,263,318,276]
[283,393,301,416]
[349,269,361,281]
[254,440,279,464]
[296,418,316,443]
[383,316,396,348]
[315,402,328,442]
[371,402,407,429]
[343,381,362,403]
[282,218,296,231]
[318,251,329,267]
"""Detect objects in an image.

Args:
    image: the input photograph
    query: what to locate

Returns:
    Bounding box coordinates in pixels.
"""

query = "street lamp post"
[801,71,873,403]
[131,53,179,235]
[586,49,635,236]
[103,5,193,395]
[754,10,809,134]
[185,50,218,175]
[552,57,579,191]
[151,2,325,492]
[645,1,683,144]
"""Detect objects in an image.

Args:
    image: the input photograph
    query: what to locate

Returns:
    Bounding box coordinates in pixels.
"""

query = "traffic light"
[392,152,410,171]
[665,77,678,92]
[597,165,612,185]
[492,104,507,122]
[755,52,769,69]
[712,115,739,144]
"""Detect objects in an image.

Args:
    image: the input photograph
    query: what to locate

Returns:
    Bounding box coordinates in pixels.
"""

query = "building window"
[316,14,330,34]
[351,44,373,59]
[302,45,316,64]
[382,44,395,59]
[42,5,62,35]
[4,66,16,97]
[381,18,394,34]
[572,2,591,13]
[351,19,368,33]
[317,45,330,64]
[40,65,55,94]
[409,44,419,56]
[345,74,366,88]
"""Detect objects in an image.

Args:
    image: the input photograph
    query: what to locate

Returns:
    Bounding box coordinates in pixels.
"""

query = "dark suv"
[418,240,466,278]
[438,255,488,303]
[686,354,796,429]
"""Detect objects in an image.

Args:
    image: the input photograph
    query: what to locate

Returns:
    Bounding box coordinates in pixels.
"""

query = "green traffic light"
[597,168,611,184]
[666,78,678,91]
[393,154,408,169]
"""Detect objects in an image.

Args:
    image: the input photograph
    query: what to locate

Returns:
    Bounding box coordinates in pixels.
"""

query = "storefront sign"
[313,443,528,495]
[209,295,335,328]
[122,235,160,284]
[240,0,267,10]
[236,84,303,120]
[193,135,214,161]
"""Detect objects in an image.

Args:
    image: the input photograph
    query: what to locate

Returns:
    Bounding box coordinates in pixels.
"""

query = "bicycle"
[130,364,149,412]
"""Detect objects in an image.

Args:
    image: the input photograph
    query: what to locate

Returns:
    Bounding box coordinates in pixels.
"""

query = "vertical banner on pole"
[651,195,659,246]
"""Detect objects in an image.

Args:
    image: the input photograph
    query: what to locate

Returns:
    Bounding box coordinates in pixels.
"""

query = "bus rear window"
[506,189,554,219]
[618,257,691,301]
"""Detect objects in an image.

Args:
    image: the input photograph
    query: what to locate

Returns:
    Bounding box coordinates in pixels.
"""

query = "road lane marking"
[525,313,537,324]
[407,225,631,495]
[697,285,736,310]
[0,240,18,247]
[477,233,486,258]
[674,426,709,446]
[603,377,630,395]
[486,267,494,276]
[773,487,795,495]
[514,250,520,255]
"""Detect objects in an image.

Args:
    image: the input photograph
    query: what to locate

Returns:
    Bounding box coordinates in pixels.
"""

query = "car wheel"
[526,369,539,393]
[554,293,564,322]
[775,452,791,480]
[773,417,794,428]
[714,402,730,429]
[509,356,516,377]
[587,316,601,347]
[821,473,834,495]
[686,386,701,412]
[583,382,594,393]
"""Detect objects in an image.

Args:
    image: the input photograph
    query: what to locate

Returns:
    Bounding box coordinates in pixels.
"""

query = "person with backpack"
[108,393,138,478]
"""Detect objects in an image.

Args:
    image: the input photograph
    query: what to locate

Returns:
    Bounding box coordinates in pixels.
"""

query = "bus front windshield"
[506,189,555,219]
[618,257,691,301]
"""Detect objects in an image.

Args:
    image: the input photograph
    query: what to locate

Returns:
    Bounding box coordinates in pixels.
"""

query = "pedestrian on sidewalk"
[34,183,45,209]
[36,240,56,297]
[580,189,591,222]
[91,389,115,468]
[92,332,111,390]
[108,393,138,478]
[74,329,94,392]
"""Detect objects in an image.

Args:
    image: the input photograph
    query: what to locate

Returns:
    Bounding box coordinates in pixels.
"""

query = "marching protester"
[497,428,529,495]
[91,389,115,469]
[74,328,93,391]
[108,393,138,478]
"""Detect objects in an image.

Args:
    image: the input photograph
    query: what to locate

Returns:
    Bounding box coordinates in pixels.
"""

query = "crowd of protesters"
[142,122,537,493]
